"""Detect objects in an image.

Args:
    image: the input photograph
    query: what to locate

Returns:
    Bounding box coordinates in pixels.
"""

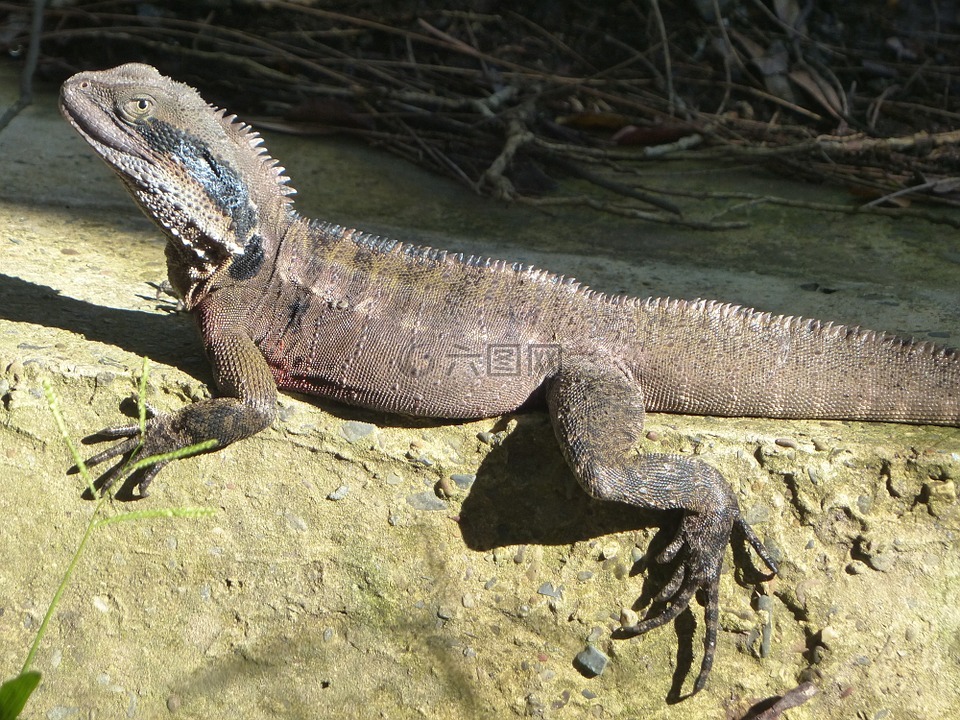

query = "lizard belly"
[257,310,548,418]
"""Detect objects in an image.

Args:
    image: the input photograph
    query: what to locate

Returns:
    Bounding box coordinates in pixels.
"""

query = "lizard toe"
[692,574,721,694]
[135,461,167,498]
[736,516,779,575]
[95,457,136,495]
[83,434,142,469]
[84,423,141,442]
[621,555,721,695]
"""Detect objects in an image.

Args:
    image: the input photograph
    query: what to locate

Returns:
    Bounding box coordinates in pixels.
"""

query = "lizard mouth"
[59,78,148,163]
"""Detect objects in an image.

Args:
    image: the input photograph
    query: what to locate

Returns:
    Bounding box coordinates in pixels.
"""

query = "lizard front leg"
[545,363,777,693]
[85,305,277,497]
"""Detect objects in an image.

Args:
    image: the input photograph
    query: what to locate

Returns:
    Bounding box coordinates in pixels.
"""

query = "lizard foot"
[76,395,262,498]
[618,510,778,695]
[78,417,176,497]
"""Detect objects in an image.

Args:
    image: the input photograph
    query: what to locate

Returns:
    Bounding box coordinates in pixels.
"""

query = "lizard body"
[60,64,959,693]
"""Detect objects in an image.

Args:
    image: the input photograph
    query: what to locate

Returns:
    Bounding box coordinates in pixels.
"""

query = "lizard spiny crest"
[60,63,294,283]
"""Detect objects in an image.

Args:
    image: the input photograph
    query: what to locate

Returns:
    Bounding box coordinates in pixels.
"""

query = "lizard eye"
[120,94,155,123]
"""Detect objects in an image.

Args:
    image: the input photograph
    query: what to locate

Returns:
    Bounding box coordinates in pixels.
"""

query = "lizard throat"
[135,118,259,257]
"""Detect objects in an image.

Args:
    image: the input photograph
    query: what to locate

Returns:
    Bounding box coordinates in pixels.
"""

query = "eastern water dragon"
[59,63,959,693]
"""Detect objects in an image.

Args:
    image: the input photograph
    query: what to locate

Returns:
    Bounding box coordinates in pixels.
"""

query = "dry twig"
[4,0,960,226]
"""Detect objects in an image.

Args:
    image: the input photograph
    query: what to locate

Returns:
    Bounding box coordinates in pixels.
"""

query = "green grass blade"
[0,670,41,720]
[27,373,218,716]
[41,379,95,497]
[125,439,219,473]
[20,501,101,674]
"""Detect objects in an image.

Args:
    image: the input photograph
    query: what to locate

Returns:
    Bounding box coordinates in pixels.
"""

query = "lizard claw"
[83,424,141,459]
[78,419,169,497]
[620,509,776,695]
[73,395,255,498]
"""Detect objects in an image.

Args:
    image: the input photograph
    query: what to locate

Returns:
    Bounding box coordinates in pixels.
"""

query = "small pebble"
[46,707,81,720]
[866,552,896,573]
[742,504,770,525]
[926,479,957,505]
[574,645,609,677]
[845,560,869,575]
[437,476,456,498]
[551,689,570,709]
[340,421,376,443]
[450,473,476,489]
[820,625,839,647]
[462,593,475,608]
[326,485,349,501]
[406,451,434,467]
[775,437,798,449]
[166,694,181,713]
[600,542,619,560]
[619,607,639,627]
[757,594,773,658]
[406,491,446,511]
[537,582,562,599]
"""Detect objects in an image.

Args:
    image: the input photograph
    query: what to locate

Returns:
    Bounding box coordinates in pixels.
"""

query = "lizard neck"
[141,113,297,308]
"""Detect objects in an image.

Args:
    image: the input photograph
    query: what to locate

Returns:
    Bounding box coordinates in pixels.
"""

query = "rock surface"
[0,61,958,719]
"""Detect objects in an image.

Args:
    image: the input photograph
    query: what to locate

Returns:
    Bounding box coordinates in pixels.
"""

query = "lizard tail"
[633,298,959,425]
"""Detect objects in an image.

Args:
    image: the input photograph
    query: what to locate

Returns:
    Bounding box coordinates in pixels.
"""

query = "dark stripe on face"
[139,118,257,242]
[229,233,265,280]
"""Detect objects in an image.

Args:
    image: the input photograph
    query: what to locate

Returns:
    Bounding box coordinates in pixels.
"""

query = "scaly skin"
[60,63,960,694]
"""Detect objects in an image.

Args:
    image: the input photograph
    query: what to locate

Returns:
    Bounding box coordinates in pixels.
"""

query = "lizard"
[59,63,960,694]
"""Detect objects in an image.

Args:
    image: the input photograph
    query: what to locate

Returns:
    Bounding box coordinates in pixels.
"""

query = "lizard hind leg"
[545,364,775,694]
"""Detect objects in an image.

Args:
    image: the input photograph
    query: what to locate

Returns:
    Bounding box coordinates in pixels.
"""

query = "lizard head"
[60,63,295,282]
